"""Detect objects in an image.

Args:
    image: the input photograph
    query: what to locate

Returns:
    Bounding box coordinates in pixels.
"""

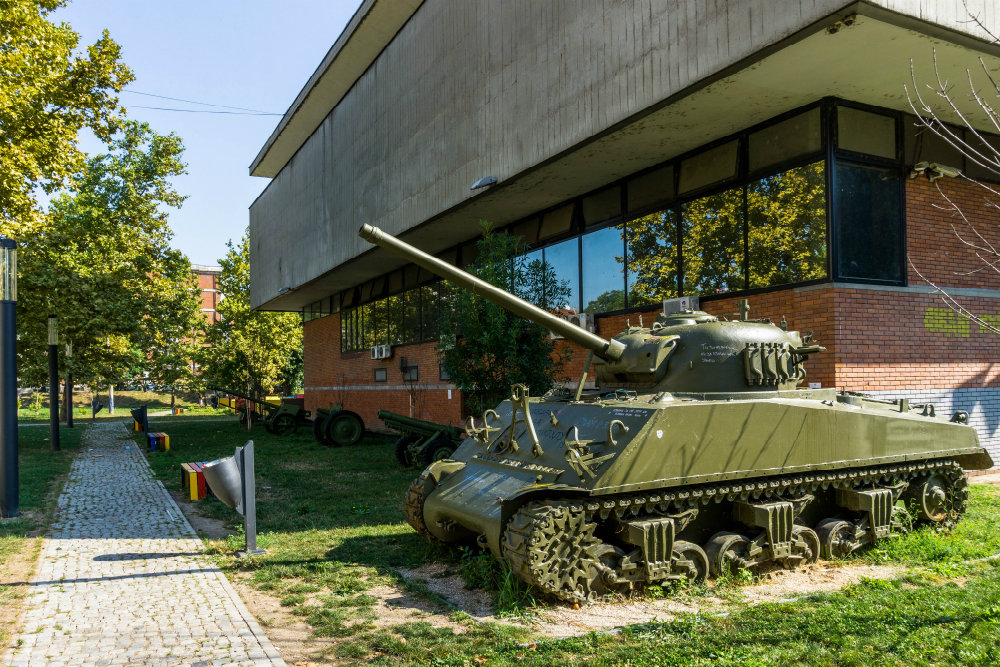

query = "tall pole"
[65,342,73,429]
[48,315,59,452]
[0,238,19,518]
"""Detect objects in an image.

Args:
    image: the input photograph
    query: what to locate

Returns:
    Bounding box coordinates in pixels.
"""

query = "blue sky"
[53,0,360,266]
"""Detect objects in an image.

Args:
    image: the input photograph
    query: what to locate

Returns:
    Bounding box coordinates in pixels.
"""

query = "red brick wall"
[906,177,1000,289]
[303,314,464,431]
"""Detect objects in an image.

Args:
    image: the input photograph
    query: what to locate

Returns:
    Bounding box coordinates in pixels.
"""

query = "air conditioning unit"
[369,345,393,360]
[550,313,596,339]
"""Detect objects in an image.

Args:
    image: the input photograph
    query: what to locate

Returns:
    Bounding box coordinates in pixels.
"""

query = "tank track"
[501,458,968,604]
[404,470,442,544]
[584,458,966,520]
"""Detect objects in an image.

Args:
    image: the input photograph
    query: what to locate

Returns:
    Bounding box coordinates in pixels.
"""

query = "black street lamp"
[48,315,59,452]
[0,237,18,518]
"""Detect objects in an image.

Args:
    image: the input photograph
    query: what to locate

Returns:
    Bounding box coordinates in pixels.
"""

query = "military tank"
[359,224,993,603]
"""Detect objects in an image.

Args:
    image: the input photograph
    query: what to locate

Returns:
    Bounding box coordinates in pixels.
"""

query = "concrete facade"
[250,0,1000,312]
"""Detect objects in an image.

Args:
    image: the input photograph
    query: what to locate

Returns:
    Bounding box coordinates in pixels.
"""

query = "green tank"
[359,224,993,603]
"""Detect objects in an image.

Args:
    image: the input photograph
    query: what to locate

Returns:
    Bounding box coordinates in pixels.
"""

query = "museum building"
[249,1,1000,463]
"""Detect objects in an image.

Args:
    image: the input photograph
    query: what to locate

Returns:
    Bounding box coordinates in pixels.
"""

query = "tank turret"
[359,224,822,394]
[358,224,991,605]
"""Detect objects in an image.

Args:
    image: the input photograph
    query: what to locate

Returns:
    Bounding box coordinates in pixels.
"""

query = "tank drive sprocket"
[503,501,624,603]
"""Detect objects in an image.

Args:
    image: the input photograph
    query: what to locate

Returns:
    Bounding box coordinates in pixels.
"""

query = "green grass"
[17,389,231,422]
[138,419,1000,665]
[0,424,82,652]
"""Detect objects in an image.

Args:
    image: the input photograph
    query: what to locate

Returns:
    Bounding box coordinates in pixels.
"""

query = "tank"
[359,224,993,603]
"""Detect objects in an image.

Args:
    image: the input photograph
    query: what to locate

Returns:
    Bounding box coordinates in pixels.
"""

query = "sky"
[52,0,361,267]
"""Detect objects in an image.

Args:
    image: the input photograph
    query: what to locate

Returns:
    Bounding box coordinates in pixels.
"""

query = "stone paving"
[4,421,286,667]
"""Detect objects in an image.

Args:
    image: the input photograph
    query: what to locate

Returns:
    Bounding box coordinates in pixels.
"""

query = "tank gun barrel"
[359,224,625,361]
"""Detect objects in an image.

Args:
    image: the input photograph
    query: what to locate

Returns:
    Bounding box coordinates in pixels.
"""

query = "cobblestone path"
[4,421,286,667]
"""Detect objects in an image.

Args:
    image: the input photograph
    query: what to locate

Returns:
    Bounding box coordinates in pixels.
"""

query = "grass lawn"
[139,417,1000,666]
[0,424,82,654]
[17,389,231,422]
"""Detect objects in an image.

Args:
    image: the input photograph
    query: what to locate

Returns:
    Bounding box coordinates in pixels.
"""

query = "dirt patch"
[393,560,904,639]
[167,490,233,540]
[396,563,497,621]
[0,534,43,654]
[230,575,342,667]
[970,472,1000,486]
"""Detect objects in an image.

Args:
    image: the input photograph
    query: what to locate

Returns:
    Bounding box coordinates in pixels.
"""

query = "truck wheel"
[324,410,364,446]
[395,435,420,466]
[421,439,455,467]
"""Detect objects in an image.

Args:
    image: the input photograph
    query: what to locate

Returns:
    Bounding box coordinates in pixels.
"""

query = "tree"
[437,223,572,414]
[15,120,198,387]
[0,0,132,230]
[906,36,1000,334]
[201,232,303,400]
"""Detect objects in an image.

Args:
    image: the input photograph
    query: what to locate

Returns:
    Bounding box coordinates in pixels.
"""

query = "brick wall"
[303,314,464,430]
[906,176,1000,289]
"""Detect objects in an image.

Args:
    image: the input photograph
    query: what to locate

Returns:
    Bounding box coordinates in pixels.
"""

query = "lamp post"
[65,342,73,429]
[0,238,18,518]
[48,315,59,452]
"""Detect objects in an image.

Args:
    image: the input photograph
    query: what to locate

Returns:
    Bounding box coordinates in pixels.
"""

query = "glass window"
[838,107,896,159]
[539,204,574,241]
[581,226,626,313]
[682,187,745,295]
[627,164,674,213]
[582,186,621,226]
[401,288,421,343]
[679,141,738,194]
[624,211,679,307]
[834,162,902,282]
[420,282,449,341]
[747,161,827,288]
[385,294,403,345]
[543,238,580,312]
[749,108,821,173]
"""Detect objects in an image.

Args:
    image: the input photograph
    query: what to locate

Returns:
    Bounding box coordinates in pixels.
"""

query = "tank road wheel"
[672,541,709,583]
[816,519,858,560]
[394,435,420,466]
[502,502,616,604]
[421,439,456,467]
[705,532,751,579]
[903,468,968,527]
[324,410,364,447]
[782,526,820,569]
[271,414,297,436]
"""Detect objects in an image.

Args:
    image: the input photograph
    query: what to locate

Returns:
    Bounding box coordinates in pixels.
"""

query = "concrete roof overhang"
[250,0,424,178]
[259,4,1000,312]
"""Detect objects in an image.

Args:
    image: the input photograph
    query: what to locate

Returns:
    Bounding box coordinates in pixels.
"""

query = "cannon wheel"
[395,434,420,466]
[324,410,365,447]
[312,415,334,446]
[271,413,297,436]
[420,438,456,467]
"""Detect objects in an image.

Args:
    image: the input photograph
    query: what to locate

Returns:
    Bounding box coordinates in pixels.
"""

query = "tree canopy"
[201,232,303,398]
[0,0,132,229]
[437,224,571,413]
[15,120,199,387]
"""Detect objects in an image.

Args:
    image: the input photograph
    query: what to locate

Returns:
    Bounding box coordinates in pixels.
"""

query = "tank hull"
[417,388,990,595]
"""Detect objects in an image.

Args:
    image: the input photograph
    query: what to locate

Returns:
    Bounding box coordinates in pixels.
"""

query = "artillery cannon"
[359,224,992,603]
[210,386,310,436]
[377,409,465,467]
[312,403,365,447]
